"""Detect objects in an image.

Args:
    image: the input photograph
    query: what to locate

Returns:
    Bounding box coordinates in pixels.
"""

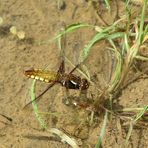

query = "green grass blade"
[143,24,148,39]
[125,122,133,147]
[104,0,110,11]
[108,40,123,92]
[53,23,93,41]
[30,79,47,129]
[80,33,108,61]
[123,33,130,53]
[138,0,148,45]
[135,55,148,61]
[107,32,124,40]
[134,105,148,121]
[95,111,108,148]
[117,107,148,112]
[124,105,148,147]
[38,23,93,45]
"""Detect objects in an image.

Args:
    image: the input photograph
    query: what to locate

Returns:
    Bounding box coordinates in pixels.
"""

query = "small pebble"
[10,26,17,35]
[17,31,25,39]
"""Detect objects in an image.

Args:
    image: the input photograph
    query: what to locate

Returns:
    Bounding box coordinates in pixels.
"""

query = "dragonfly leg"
[69,63,80,74]
[23,82,56,109]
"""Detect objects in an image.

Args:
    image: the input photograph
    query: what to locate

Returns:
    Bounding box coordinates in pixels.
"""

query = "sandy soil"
[0,0,148,148]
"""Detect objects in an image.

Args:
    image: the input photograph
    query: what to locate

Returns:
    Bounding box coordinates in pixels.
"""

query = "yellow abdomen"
[24,69,58,83]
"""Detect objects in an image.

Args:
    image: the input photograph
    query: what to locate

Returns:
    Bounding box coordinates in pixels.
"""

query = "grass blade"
[53,23,93,41]
[95,111,108,148]
[125,122,133,147]
[31,79,47,129]
[80,33,108,62]
[134,105,148,121]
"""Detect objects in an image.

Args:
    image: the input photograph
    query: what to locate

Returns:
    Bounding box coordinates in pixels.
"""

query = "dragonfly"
[24,60,90,108]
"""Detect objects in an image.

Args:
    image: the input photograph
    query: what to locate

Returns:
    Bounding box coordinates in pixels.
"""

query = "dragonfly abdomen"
[24,69,58,83]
